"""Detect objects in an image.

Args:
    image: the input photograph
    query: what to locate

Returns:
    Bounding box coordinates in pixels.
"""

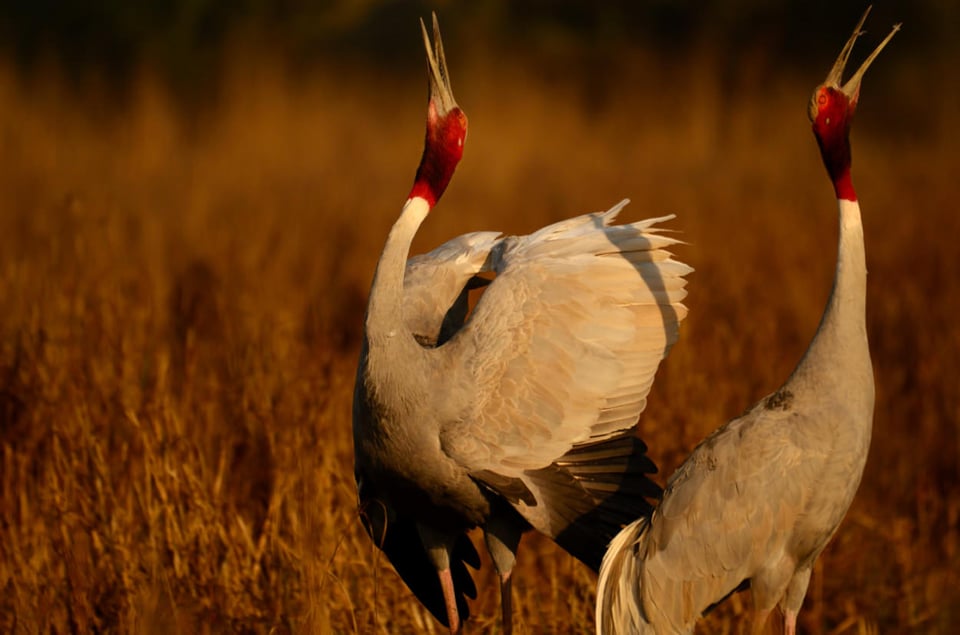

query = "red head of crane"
[409,30,466,208]
[810,11,899,202]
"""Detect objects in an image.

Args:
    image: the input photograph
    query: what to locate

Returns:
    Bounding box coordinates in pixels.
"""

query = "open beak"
[824,6,900,104]
[420,13,459,117]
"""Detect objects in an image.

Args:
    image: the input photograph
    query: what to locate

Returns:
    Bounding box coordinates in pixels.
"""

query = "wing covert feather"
[403,231,502,346]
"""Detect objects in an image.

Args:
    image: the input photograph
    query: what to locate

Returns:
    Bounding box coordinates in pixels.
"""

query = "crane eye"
[818,93,828,106]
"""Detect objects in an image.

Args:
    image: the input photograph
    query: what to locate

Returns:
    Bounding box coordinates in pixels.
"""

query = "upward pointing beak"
[420,13,459,117]
[824,6,901,105]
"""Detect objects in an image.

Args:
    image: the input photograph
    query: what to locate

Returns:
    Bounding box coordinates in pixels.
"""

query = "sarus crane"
[353,14,691,635]
[595,8,898,635]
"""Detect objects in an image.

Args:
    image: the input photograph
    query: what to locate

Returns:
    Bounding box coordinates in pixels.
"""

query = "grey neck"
[787,198,872,406]
[362,197,432,408]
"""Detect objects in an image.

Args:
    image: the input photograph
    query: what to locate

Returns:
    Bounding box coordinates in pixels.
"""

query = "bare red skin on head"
[409,102,468,207]
[811,86,857,202]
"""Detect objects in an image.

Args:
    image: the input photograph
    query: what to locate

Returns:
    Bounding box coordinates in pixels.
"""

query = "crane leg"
[780,567,811,635]
[417,523,463,634]
[499,570,513,635]
[437,566,462,634]
[783,609,798,635]
[484,511,523,635]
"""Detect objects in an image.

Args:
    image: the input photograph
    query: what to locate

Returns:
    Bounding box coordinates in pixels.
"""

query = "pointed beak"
[420,13,459,117]
[824,7,900,104]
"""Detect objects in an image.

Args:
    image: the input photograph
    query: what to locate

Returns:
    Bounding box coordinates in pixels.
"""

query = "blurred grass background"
[0,1,958,632]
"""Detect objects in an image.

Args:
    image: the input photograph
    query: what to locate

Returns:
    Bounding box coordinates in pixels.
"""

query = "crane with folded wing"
[595,9,898,634]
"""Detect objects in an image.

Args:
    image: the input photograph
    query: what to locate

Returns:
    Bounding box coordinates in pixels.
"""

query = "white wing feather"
[439,200,691,478]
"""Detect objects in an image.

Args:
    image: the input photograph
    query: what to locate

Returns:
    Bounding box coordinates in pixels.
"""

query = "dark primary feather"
[358,482,480,627]
[525,435,662,571]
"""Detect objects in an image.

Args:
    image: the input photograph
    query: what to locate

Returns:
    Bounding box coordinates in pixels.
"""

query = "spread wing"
[403,231,501,347]
[437,199,690,529]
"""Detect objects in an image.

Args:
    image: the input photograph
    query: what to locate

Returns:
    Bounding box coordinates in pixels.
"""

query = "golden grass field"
[1,25,958,634]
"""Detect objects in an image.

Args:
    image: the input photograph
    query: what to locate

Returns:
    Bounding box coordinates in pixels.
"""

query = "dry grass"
[0,34,958,634]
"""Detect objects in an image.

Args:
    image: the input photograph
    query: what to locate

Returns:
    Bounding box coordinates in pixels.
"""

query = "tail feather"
[596,517,651,634]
